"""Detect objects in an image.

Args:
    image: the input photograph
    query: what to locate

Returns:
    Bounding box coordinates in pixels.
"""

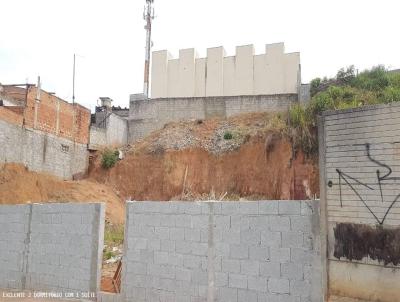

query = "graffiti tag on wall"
[329,143,400,225]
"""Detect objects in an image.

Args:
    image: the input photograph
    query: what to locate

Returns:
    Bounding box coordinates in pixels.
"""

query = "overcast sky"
[0,0,399,111]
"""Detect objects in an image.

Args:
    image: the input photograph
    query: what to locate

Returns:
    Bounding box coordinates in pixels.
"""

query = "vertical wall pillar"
[206,47,225,97]
[318,116,329,301]
[235,45,254,95]
[151,50,170,98]
[178,49,196,97]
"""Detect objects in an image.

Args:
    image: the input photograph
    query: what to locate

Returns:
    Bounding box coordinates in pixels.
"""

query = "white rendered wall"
[151,43,301,98]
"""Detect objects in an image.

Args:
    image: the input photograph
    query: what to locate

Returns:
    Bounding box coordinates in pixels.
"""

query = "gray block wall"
[128,94,298,142]
[0,203,104,296]
[320,102,400,301]
[122,200,322,302]
[0,119,88,180]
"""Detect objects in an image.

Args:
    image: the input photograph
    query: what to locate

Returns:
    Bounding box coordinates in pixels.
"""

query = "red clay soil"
[0,163,124,224]
[88,136,319,202]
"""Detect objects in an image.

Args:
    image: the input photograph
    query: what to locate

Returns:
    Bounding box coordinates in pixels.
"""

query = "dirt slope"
[88,113,319,201]
[0,163,124,224]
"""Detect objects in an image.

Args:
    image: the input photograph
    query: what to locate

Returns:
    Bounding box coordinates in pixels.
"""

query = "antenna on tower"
[143,0,155,98]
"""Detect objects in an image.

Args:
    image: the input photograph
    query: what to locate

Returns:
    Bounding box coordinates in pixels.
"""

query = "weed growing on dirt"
[223,131,233,140]
[104,224,124,245]
[102,149,119,169]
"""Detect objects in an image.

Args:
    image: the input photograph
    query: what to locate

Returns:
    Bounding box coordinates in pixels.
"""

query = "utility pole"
[72,53,76,104]
[143,0,155,98]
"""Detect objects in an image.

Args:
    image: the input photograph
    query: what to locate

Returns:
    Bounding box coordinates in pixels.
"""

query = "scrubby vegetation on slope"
[288,66,400,155]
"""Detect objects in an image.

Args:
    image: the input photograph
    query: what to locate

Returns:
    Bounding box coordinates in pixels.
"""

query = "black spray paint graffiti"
[328,143,400,225]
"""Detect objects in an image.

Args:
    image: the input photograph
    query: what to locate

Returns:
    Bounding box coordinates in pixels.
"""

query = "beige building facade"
[151,43,301,98]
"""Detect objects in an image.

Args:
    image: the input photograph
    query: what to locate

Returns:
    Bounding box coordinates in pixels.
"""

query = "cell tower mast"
[143,0,155,98]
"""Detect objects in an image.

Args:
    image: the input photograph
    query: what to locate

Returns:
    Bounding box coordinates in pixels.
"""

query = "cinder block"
[154,251,169,265]
[259,201,279,214]
[281,263,304,281]
[215,242,230,257]
[249,216,269,231]
[268,278,290,294]
[248,276,268,292]
[290,248,314,265]
[260,262,281,278]
[222,259,241,273]
[269,216,290,232]
[191,270,208,285]
[191,242,208,256]
[175,215,192,228]
[249,245,269,261]
[240,260,259,276]
[215,215,231,229]
[159,214,176,227]
[230,216,250,230]
[230,244,249,259]
[239,202,259,215]
[155,226,170,240]
[290,216,312,233]
[183,254,202,269]
[148,238,161,251]
[300,201,314,216]
[261,230,281,247]
[184,228,201,242]
[176,267,192,281]
[240,230,261,245]
[290,280,311,298]
[223,229,241,244]
[217,287,238,302]
[281,232,304,248]
[221,202,240,215]
[238,289,258,302]
[215,272,228,287]
[169,228,185,241]
[229,273,248,289]
[278,202,301,215]
[270,247,291,263]
[192,215,209,229]
[161,239,175,252]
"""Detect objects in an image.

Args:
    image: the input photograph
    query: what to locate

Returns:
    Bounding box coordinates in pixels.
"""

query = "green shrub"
[102,149,119,169]
[351,66,389,90]
[223,132,233,140]
[104,250,115,260]
[382,87,400,103]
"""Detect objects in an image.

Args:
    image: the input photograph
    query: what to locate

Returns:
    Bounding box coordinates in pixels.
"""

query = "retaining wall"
[319,102,400,302]
[0,203,104,297]
[122,200,322,302]
[128,94,297,142]
[0,119,88,179]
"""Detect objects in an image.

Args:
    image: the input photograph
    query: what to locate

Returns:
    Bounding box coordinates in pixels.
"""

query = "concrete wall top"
[151,43,301,98]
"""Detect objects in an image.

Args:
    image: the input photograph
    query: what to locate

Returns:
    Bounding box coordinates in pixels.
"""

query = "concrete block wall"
[122,200,322,302]
[89,114,128,149]
[0,119,88,179]
[151,43,301,98]
[128,94,297,142]
[320,102,400,301]
[0,203,104,296]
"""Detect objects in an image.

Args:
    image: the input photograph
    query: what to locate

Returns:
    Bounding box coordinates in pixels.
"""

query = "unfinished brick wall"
[22,86,90,144]
[0,107,23,126]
